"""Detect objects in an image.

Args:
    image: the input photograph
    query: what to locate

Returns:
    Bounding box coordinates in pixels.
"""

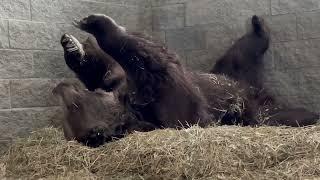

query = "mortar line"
[269,0,272,15]
[272,8,320,17]
[31,49,35,80]
[7,20,10,48]
[0,48,63,52]
[269,44,275,69]
[0,77,75,81]
[183,3,186,27]
[151,4,154,32]
[147,0,152,7]
[8,80,12,109]
[271,36,320,44]
[0,106,62,112]
[29,0,33,21]
[151,2,185,8]
[2,18,71,25]
[78,0,142,8]
[295,13,299,40]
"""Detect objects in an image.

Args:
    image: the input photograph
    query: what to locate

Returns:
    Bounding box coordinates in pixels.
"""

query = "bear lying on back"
[74,14,213,127]
[73,14,319,128]
[55,14,319,147]
[53,79,318,148]
[72,15,261,127]
[60,33,262,130]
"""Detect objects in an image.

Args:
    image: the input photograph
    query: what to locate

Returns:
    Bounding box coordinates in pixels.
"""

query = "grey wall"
[151,0,320,113]
[0,0,319,150]
[0,0,151,151]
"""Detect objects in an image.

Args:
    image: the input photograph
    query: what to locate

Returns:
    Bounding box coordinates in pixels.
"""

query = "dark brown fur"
[53,79,318,148]
[210,16,277,112]
[73,14,318,129]
[52,81,155,147]
[61,34,125,92]
[56,14,319,147]
[74,14,212,128]
[211,15,270,89]
[73,15,263,127]
[61,33,255,127]
[209,15,319,126]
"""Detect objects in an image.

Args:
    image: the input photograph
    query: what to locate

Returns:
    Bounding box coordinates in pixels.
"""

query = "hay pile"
[2,126,320,179]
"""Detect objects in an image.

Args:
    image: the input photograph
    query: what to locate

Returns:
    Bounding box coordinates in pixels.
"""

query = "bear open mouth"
[61,34,80,53]
[61,34,86,65]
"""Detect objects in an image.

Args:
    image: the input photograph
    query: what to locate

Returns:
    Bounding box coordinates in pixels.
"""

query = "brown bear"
[53,81,155,147]
[209,15,320,126]
[61,34,126,92]
[73,15,213,127]
[73,14,319,129]
[53,80,318,148]
[60,33,258,128]
[55,15,319,147]
[208,15,274,122]
[211,15,270,90]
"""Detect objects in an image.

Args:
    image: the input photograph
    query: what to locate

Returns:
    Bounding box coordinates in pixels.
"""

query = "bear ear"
[251,15,262,34]
[251,15,270,37]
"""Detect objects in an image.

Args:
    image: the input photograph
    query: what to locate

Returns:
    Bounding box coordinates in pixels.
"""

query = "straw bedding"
[1,125,320,179]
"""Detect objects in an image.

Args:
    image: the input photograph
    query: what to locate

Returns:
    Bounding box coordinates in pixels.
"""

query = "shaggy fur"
[211,15,270,89]
[208,15,274,122]
[52,82,155,147]
[54,15,319,147]
[61,34,125,91]
[74,14,212,128]
[208,15,319,126]
[53,79,318,148]
[61,34,256,126]
[73,14,319,129]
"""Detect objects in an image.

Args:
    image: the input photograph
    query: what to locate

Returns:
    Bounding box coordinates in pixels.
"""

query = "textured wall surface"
[0,0,319,150]
[0,0,151,152]
[151,0,320,113]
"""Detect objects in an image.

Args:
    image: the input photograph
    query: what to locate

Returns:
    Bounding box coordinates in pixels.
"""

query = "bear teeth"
[66,42,75,48]
[66,46,79,52]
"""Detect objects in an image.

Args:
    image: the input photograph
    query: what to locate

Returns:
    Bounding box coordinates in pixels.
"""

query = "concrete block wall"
[0,0,151,151]
[0,0,319,150]
[151,0,320,112]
